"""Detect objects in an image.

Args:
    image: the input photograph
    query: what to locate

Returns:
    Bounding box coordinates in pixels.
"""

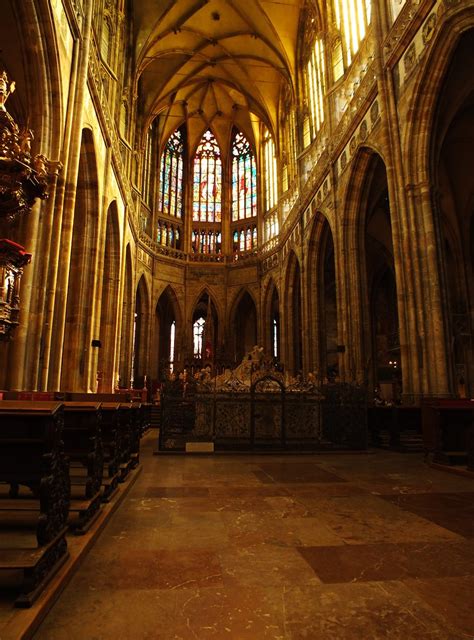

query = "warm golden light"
[334,0,371,66]
[264,130,278,211]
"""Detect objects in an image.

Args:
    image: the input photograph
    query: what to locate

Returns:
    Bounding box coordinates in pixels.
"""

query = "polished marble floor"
[34,432,474,639]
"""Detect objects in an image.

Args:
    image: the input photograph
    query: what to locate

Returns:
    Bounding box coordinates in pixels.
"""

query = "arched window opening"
[193,316,205,358]
[232,131,257,221]
[101,19,112,64]
[332,40,344,82]
[159,129,184,218]
[263,129,278,212]
[333,0,371,67]
[307,37,326,138]
[142,124,155,208]
[273,318,278,359]
[193,130,222,223]
[169,321,176,372]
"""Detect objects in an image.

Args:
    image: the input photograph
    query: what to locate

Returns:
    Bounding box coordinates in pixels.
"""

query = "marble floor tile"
[283,582,464,640]
[31,434,474,640]
[293,494,464,544]
[297,540,474,583]
[381,491,474,537]
[255,462,346,483]
[403,575,474,637]
[219,544,322,587]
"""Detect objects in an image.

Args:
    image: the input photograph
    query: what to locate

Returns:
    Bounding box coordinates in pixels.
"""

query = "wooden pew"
[0,401,70,607]
[99,403,122,501]
[62,402,104,534]
[118,403,133,481]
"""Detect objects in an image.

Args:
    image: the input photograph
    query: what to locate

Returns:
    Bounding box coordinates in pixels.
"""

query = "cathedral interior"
[0,0,474,638]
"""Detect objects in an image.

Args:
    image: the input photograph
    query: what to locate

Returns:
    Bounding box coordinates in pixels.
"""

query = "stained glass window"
[232,131,257,221]
[159,129,184,218]
[192,130,222,223]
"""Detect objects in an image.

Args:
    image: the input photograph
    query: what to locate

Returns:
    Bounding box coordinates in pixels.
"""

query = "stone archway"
[118,245,134,388]
[307,213,338,381]
[284,251,303,375]
[431,29,474,397]
[61,129,100,392]
[97,202,121,392]
[155,285,182,380]
[133,275,151,388]
[231,290,257,364]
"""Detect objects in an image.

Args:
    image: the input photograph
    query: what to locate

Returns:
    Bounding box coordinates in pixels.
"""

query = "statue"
[0,71,15,112]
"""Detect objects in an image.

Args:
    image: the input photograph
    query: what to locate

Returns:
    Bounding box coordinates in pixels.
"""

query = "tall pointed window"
[263,129,278,212]
[193,130,222,223]
[169,321,176,372]
[159,129,184,218]
[307,37,326,138]
[333,0,371,67]
[142,124,155,208]
[193,317,205,357]
[232,131,257,221]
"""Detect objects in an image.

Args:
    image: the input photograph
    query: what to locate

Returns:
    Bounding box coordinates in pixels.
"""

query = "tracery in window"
[265,211,279,242]
[232,131,257,221]
[232,226,257,253]
[157,222,180,249]
[333,0,371,66]
[263,129,278,212]
[192,230,222,255]
[159,129,184,218]
[192,130,222,223]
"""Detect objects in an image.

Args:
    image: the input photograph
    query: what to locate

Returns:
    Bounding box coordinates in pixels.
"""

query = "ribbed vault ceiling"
[133,0,305,152]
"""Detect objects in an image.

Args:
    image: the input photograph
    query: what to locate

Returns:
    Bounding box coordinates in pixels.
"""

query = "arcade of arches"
[1,1,474,403]
[0,0,473,404]
[1,2,474,638]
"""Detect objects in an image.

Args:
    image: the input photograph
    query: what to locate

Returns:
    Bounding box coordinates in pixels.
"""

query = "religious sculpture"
[0,70,54,339]
[0,70,51,224]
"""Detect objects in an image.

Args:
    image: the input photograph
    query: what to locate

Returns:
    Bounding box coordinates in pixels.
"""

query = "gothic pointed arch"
[119,244,134,388]
[429,28,474,397]
[191,289,219,364]
[133,275,151,388]
[284,251,303,375]
[155,285,183,380]
[230,288,258,364]
[307,211,338,380]
[98,201,121,392]
[343,149,401,395]
[61,128,100,392]
[262,279,280,360]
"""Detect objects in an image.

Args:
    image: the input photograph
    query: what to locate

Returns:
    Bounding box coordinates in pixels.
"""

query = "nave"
[33,432,474,640]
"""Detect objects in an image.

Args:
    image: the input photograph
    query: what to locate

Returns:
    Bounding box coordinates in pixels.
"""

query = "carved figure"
[0,71,15,111]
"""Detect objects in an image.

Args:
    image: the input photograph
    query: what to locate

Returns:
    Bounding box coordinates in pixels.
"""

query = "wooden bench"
[99,403,122,501]
[62,402,104,534]
[0,401,70,606]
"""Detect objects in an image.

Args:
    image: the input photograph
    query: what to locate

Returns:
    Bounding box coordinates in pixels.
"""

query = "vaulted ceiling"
[132,0,306,154]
